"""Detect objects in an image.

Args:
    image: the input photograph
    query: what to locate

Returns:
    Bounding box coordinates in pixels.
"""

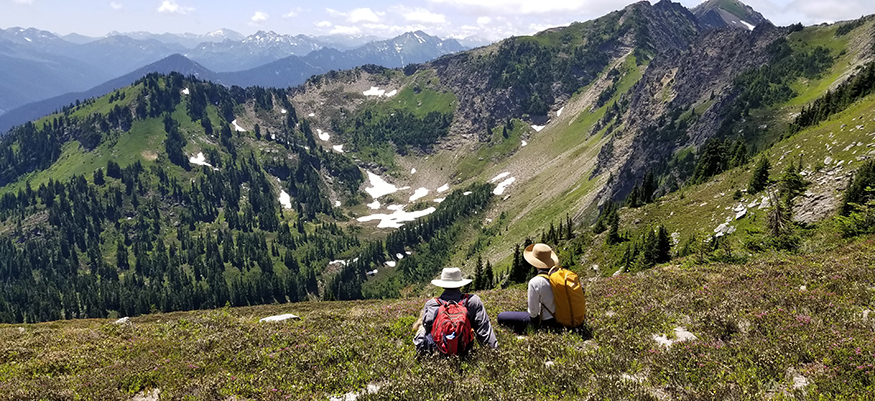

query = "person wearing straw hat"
[496,243,561,334]
[413,267,498,354]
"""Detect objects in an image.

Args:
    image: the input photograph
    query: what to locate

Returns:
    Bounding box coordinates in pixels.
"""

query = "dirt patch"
[141,150,158,161]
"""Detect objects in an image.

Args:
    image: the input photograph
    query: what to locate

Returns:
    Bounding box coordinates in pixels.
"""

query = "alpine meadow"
[0,0,874,399]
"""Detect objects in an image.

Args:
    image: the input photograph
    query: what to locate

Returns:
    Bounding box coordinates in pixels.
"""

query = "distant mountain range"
[0,30,473,133]
[0,27,480,121]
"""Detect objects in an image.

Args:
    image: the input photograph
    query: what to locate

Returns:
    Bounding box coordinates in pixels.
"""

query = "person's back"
[498,243,564,333]
[414,268,498,355]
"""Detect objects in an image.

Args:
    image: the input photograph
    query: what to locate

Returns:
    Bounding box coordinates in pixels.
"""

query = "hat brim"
[523,244,559,270]
[430,278,472,288]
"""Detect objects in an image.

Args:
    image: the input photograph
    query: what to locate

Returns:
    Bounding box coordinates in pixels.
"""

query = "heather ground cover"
[0,237,873,400]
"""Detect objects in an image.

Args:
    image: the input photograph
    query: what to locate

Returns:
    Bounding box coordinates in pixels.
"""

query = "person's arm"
[468,295,498,348]
[413,301,436,353]
[527,278,541,319]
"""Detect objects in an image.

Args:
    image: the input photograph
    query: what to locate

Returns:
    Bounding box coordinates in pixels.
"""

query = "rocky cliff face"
[426,0,701,143]
[595,22,785,200]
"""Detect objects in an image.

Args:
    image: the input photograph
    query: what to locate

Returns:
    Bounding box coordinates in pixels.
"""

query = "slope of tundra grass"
[1,236,873,400]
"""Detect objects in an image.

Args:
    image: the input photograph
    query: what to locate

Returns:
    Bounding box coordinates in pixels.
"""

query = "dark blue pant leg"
[497,311,531,334]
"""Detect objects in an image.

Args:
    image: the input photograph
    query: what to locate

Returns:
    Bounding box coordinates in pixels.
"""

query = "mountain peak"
[691,0,768,30]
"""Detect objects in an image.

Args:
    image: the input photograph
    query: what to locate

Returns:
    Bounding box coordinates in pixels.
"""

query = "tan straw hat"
[524,243,559,270]
[430,267,473,288]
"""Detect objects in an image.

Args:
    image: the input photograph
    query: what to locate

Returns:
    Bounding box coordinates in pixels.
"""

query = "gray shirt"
[413,289,498,351]
[528,271,556,321]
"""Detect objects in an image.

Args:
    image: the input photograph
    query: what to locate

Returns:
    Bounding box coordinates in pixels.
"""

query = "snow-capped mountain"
[105,29,245,48]
[348,31,465,67]
[0,27,72,48]
[187,31,324,72]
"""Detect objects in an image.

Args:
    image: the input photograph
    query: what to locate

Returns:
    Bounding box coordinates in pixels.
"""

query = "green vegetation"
[1,234,873,400]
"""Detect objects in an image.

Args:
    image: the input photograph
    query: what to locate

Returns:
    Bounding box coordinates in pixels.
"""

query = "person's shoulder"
[462,293,484,304]
[529,275,549,285]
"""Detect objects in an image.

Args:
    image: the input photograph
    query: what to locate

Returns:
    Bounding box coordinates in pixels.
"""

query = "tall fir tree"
[748,156,771,194]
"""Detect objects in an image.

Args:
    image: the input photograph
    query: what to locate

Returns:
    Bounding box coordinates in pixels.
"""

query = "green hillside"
[1,235,872,400]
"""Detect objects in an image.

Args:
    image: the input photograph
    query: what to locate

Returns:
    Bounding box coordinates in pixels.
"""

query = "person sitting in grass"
[413,267,498,355]
[497,243,563,334]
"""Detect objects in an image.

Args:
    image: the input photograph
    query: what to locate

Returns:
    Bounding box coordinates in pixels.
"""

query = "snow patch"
[279,190,292,209]
[335,201,341,207]
[386,204,405,211]
[308,113,315,117]
[231,119,246,132]
[281,108,288,114]
[357,207,437,229]
[365,172,407,199]
[317,129,330,141]
[490,172,511,182]
[182,88,190,95]
[188,152,214,168]
[437,184,450,193]
[532,124,546,132]
[463,191,472,196]
[493,177,516,195]
[557,107,564,116]
[433,198,445,203]
[396,253,405,259]
[384,90,397,97]
[333,144,344,153]
[521,140,528,147]
[385,261,397,267]
[363,86,386,97]
[740,20,755,30]
[259,314,299,322]
[410,168,416,174]
[409,188,429,202]
[367,200,381,209]
[114,317,130,324]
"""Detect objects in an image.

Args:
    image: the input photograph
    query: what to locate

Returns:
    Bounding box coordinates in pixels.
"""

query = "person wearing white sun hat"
[413,267,498,355]
[497,243,562,334]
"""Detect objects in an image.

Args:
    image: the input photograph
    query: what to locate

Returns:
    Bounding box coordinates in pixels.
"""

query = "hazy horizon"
[2,0,875,42]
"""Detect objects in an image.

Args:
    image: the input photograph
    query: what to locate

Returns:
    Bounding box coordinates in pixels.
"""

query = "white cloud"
[427,0,596,16]
[157,0,194,15]
[401,8,447,24]
[316,20,333,28]
[476,16,492,25]
[348,8,382,23]
[776,0,875,25]
[109,2,122,10]
[330,25,362,35]
[251,11,269,24]
[283,7,302,18]
[12,0,34,4]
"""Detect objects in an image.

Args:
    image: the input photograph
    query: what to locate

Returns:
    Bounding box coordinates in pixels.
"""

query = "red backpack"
[430,295,473,356]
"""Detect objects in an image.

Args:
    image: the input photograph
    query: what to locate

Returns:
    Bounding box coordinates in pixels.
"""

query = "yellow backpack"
[539,266,586,328]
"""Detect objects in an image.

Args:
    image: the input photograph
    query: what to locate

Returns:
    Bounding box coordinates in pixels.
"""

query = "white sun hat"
[430,267,473,288]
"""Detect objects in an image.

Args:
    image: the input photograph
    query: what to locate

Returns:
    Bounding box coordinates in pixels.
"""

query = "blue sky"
[3,0,875,40]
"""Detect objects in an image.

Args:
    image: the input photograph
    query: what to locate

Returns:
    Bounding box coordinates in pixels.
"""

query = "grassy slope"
[1,236,872,400]
[615,52,875,266]
[453,54,645,270]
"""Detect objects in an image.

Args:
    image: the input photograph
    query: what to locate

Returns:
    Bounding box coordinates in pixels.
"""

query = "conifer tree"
[655,225,671,263]
[841,160,875,215]
[473,256,484,290]
[484,260,493,290]
[748,156,771,194]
